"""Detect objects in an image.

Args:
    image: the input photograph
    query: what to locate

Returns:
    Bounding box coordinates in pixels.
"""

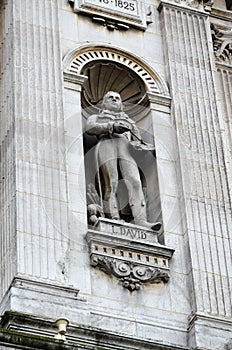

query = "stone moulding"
[0,311,191,350]
[86,218,175,292]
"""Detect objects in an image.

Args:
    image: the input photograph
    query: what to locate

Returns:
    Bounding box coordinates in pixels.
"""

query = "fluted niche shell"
[81,61,149,119]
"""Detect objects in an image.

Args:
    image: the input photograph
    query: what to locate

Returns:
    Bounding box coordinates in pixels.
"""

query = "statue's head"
[102,91,123,112]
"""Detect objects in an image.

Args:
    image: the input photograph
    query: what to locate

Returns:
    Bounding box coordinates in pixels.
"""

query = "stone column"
[159,1,232,348]
[0,0,79,319]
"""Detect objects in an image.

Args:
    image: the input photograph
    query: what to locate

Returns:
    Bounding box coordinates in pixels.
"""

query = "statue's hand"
[131,141,156,152]
[113,121,131,134]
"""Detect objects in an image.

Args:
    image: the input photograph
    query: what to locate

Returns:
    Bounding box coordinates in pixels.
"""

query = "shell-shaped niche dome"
[81,61,149,119]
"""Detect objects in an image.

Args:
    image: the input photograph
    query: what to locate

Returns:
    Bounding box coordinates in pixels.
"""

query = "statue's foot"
[112,216,120,221]
[111,216,125,224]
[136,220,162,231]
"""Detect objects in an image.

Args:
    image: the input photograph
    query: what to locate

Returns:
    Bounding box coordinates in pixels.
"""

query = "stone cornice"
[188,312,232,331]
[0,311,190,350]
[147,92,172,107]
[210,7,232,21]
[215,61,232,70]
[63,72,88,90]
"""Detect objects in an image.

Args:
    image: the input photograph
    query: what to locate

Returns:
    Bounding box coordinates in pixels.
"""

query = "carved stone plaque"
[97,218,159,244]
[84,0,139,16]
[69,0,148,30]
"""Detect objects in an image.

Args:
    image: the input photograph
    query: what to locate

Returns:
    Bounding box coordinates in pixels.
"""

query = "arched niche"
[63,44,169,94]
[63,44,171,240]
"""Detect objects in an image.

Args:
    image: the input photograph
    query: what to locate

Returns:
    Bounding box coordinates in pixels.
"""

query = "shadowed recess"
[81,61,149,119]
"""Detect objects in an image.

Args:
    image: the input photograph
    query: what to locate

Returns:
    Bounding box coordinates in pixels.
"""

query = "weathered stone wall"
[0,1,231,350]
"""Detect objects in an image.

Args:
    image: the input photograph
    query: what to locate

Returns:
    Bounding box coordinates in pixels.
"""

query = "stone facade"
[0,0,232,349]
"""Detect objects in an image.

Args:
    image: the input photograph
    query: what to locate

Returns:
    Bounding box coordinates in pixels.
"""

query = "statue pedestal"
[86,218,175,291]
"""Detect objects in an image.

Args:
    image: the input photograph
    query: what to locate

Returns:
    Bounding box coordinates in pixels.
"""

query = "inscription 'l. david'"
[112,225,147,240]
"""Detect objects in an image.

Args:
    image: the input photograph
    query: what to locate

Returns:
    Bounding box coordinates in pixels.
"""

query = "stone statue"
[86,91,161,231]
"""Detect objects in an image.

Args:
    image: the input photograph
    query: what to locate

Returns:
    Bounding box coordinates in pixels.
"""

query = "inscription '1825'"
[85,0,139,15]
[100,0,135,11]
[112,225,147,240]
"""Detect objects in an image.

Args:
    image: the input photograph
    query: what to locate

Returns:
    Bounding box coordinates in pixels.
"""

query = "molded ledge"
[0,311,190,350]
[63,72,88,91]
[187,312,232,349]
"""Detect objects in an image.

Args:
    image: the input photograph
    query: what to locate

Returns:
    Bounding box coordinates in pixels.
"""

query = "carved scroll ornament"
[211,24,232,66]
[90,255,169,291]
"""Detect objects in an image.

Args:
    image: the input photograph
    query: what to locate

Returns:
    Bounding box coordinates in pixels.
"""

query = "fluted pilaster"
[0,0,70,302]
[14,0,69,282]
[0,0,16,299]
[159,0,232,323]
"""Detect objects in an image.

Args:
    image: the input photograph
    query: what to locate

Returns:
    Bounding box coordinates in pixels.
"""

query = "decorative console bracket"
[86,218,175,292]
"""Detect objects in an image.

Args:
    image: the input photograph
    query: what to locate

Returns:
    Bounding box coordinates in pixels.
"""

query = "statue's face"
[103,92,122,112]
